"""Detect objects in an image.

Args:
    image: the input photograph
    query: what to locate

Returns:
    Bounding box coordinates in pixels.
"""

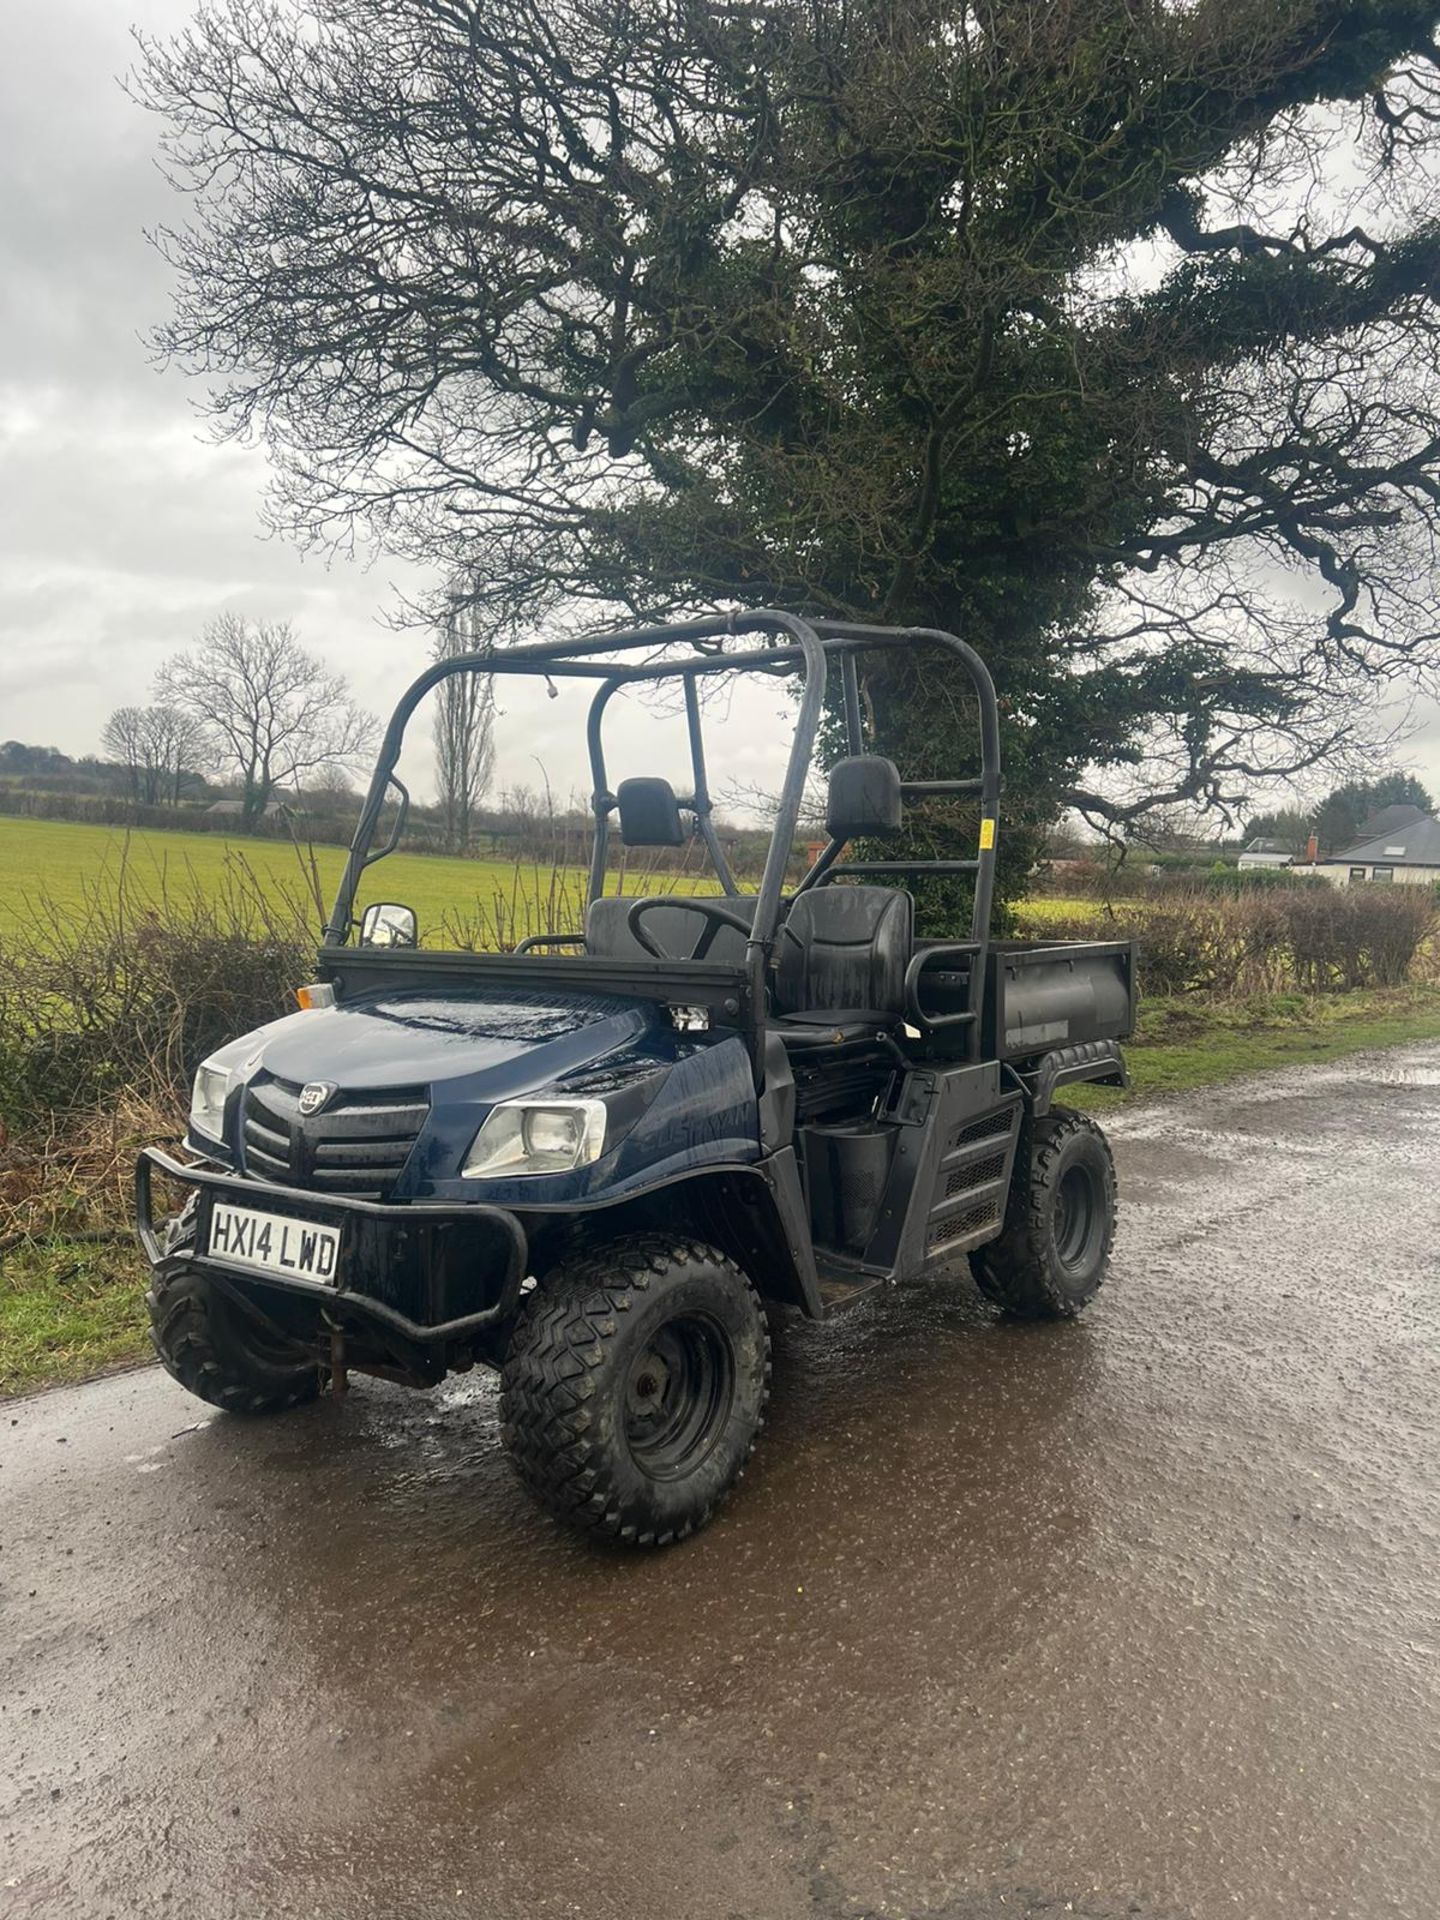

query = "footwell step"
[816,1269,890,1314]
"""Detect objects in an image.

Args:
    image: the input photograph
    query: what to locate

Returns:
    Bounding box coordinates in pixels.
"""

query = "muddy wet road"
[4,1048,1439,1919]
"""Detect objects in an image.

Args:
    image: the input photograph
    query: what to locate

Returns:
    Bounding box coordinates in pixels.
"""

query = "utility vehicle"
[137,613,1134,1545]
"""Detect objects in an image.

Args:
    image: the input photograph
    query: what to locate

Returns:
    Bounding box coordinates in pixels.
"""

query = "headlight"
[461,1099,607,1178]
[189,1059,232,1144]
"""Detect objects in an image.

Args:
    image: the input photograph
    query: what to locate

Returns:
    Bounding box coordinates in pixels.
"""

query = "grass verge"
[1,1238,149,1397]
[6,983,1440,1398]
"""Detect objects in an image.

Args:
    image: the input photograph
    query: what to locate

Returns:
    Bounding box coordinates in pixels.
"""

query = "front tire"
[972,1108,1117,1319]
[147,1210,327,1412]
[500,1235,771,1547]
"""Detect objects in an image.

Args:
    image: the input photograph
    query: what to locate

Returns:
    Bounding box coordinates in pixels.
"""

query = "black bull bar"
[136,1147,527,1346]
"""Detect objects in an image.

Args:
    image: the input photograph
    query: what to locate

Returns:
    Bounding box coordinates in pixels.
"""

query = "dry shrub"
[438,862,593,951]
[1129,892,1292,995]
[0,1089,177,1246]
[1284,884,1437,990]
[1025,883,1437,997]
[0,853,315,1244]
[0,858,314,1129]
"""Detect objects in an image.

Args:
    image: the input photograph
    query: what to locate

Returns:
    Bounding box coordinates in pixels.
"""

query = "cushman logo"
[298,1081,337,1116]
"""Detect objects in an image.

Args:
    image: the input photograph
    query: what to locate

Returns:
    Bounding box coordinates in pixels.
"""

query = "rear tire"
[972,1109,1116,1319]
[147,1210,327,1413]
[500,1235,770,1547]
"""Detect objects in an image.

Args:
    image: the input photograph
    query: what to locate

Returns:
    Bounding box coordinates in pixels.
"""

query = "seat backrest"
[775,885,913,1020]
[585,893,759,963]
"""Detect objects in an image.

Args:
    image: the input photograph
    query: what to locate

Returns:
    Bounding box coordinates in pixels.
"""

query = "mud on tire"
[972,1108,1117,1319]
[500,1234,771,1548]
[147,1211,327,1413]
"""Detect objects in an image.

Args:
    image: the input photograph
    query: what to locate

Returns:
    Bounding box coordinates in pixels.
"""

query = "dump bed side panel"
[987,941,1135,1060]
[913,940,1135,1060]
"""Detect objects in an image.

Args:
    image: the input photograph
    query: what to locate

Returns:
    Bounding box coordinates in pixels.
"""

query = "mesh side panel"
[944,1149,1007,1200]
[927,1197,1003,1256]
[949,1110,1013,1153]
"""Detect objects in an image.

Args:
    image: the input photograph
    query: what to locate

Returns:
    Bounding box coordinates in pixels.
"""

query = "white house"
[205,798,289,819]
[1300,810,1440,887]
[1237,836,1295,870]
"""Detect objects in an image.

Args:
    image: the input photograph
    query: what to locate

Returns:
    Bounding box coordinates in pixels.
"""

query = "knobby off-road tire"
[972,1109,1117,1319]
[147,1209,327,1414]
[500,1235,771,1547]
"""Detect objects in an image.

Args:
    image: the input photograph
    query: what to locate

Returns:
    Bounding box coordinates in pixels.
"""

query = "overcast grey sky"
[3,2,1438,819]
[0,0,800,808]
[0,3,422,751]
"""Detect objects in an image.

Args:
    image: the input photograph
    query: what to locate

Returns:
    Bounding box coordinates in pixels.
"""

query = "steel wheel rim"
[623,1313,734,1482]
[1055,1162,1104,1274]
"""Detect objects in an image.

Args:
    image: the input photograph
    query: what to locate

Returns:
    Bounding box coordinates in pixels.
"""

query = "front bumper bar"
[136,1147,527,1346]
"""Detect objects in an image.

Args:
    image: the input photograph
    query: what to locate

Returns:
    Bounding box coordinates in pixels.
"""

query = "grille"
[242,1078,428,1201]
[944,1148,1007,1200]
[927,1197,1002,1256]
[949,1110,1013,1153]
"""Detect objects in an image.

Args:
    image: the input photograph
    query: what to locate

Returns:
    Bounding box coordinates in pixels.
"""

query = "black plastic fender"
[1013,1039,1128,1115]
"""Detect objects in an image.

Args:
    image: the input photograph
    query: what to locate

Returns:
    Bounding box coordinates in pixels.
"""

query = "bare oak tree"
[136,0,1440,891]
[100,707,149,802]
[102,703,206,805]
[157,614,375,819]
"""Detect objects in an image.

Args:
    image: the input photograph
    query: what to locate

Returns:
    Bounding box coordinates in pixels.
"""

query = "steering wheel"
[625,896,755,961]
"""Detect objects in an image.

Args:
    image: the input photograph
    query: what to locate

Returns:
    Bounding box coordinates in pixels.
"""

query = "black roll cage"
[324,610,1002,1060]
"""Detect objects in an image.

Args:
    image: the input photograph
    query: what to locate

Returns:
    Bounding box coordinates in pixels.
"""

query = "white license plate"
[207,1201,341,1285]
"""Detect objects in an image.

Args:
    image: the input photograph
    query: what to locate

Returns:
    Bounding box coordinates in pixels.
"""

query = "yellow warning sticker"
[979,818,996,850]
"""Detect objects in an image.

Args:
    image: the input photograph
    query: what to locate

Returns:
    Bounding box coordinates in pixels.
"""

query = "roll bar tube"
[810,622,1002,1060]
[683,676,739,896]
[323,611,1000,1064]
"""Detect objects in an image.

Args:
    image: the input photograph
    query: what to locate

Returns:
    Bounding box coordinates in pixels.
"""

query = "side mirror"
[359,902,417,949]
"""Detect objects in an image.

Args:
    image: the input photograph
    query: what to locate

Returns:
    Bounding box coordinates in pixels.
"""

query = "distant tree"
[1311,773,1434,854]
[157,614,376,820]
[147,704,209,805]
[1042,820,1094,863]
[102,703,209,805]
[1126,807,1222,856]
[432,592,496,854]
[305,763,356,804]
[0,741,73,776]
[101,707,150,801]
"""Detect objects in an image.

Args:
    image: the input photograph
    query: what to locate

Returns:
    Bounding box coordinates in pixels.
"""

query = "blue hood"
[243,986,658,1096]
[208,982,761,1202]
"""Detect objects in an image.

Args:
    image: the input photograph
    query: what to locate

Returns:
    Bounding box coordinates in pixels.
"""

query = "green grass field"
[1064,983,1440,1106]
[0,816,1094,944]
[0,815,715,943]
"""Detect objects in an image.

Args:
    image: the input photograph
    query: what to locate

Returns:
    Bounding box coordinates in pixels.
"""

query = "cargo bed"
[914,938,1135,1061]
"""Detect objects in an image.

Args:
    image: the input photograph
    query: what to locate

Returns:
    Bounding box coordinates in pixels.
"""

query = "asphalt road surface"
[4,1046,1439,1920]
